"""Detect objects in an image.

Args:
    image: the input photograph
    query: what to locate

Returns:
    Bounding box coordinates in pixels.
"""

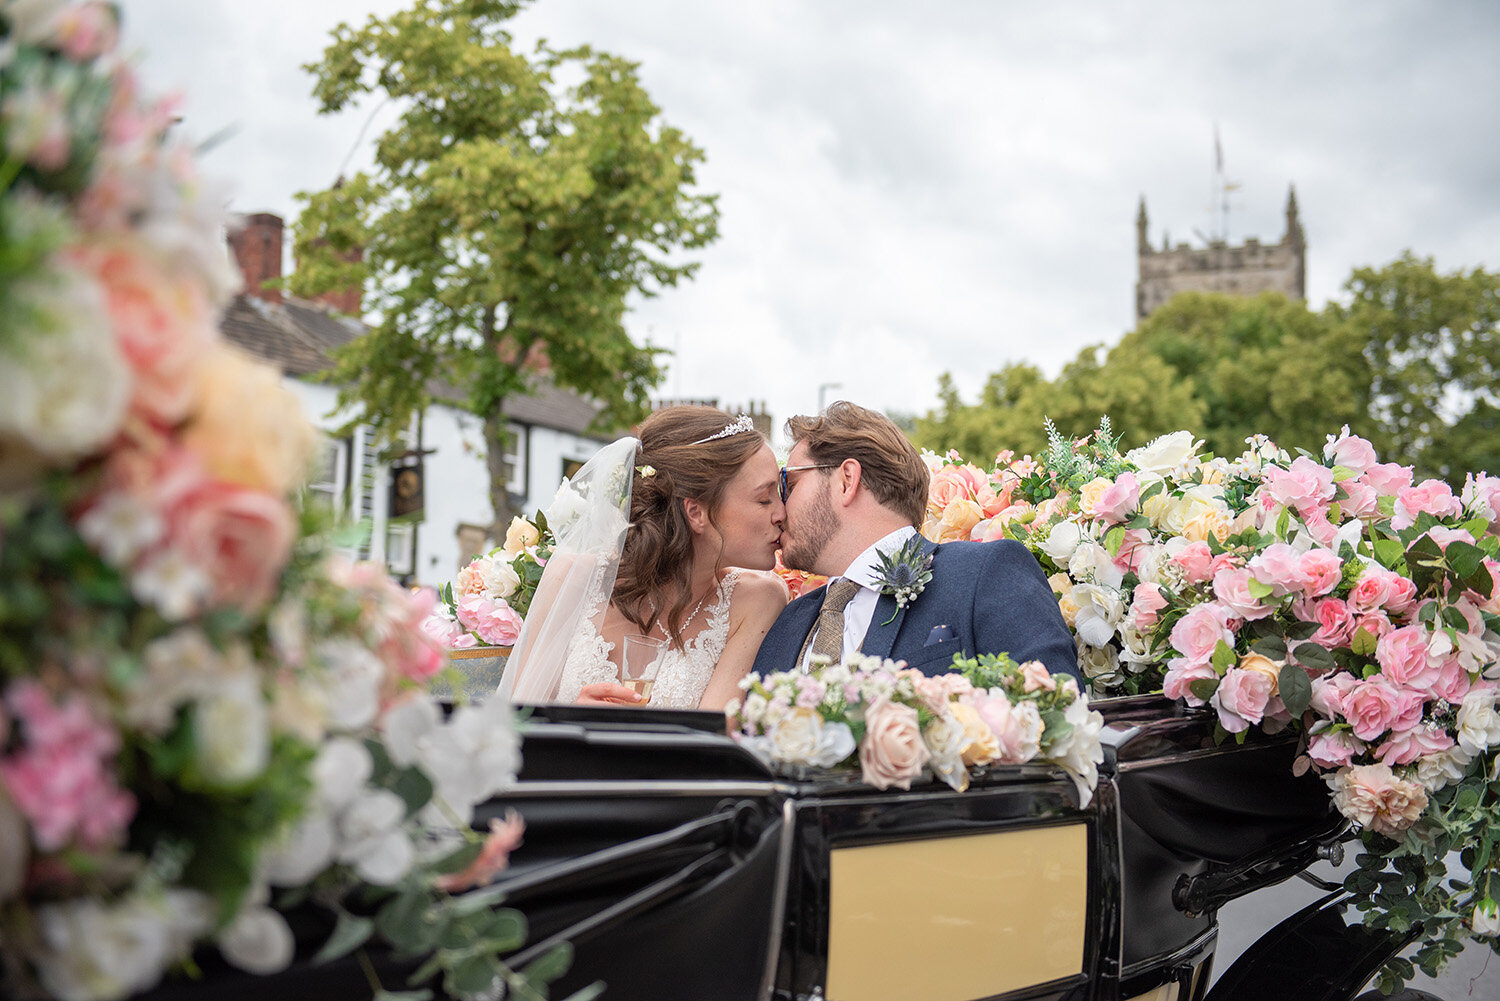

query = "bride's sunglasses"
[779,464,837,503]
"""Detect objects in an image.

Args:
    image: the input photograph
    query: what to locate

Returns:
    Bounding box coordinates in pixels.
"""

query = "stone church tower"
[1135,187,1306,320]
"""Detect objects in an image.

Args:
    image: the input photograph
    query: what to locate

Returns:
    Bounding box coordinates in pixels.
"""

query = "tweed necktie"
[803,577,864,667]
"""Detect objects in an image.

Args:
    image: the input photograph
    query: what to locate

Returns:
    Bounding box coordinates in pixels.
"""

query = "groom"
[754,402,1079,681]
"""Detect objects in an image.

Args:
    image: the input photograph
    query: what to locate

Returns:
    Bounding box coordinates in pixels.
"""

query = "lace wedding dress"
[556,570,742,709]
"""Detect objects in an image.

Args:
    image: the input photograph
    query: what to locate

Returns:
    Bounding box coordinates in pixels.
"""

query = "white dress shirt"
[798,525,918,672]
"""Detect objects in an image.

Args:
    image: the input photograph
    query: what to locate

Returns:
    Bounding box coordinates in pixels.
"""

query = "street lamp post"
[818,382,843,414]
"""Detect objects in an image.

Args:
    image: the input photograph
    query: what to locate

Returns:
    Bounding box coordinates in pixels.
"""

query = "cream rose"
[1126,430,1200,477]
[1077,477,1112,519]
[1326,763,1429,838]
[502,516,541,554]
[1238,652,1283,695]
[950,702,1000,767]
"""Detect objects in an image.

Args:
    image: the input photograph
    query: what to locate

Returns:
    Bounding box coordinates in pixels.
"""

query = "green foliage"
[916,256,1500,484]
[292,0,719,529]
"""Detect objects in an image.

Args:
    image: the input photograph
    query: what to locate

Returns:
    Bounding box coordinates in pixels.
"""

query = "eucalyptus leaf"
[312,911,374,966]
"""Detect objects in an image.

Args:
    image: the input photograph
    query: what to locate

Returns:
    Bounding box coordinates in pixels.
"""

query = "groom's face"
[778,442,839,573]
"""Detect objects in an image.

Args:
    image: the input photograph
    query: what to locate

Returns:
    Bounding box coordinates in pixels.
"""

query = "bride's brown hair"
[614,406,767,648]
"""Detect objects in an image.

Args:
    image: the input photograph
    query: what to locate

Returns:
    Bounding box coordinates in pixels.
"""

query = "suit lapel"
[858,536,939,660]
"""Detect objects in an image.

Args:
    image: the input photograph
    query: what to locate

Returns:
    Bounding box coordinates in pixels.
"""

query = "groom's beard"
[781,486,837,574]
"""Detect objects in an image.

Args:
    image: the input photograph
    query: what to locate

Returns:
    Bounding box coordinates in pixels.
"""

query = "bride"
[498,406,789,711]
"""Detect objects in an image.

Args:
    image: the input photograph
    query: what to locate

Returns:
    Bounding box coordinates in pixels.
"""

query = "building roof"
[219,294,608,438]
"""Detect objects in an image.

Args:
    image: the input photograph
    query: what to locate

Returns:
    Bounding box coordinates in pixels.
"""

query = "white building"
[222,214,612,588]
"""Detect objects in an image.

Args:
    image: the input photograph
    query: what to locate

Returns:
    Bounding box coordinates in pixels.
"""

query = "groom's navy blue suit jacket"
[753,536,1079,681]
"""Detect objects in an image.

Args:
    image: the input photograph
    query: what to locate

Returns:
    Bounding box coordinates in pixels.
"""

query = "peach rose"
[923,497,983,544]
[1238,652,1283,693]
[1326,763,1428,838]
[72,242,214,426]
[858,698,929,790]
[950,702,1001,767]
[182,345,317,496]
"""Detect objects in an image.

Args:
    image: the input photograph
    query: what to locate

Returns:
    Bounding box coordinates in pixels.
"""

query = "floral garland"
[922,417,1500,983]
[0,6,572,999]
[727,652,1104,805]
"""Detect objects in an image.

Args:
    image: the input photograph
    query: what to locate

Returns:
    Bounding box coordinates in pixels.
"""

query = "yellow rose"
[1077,477,1112,519]
[1238,652,1282,694]
[502,516,540,555]
[183,344,316,495]
[951,702,1001,767]
[1047,572,1074,597]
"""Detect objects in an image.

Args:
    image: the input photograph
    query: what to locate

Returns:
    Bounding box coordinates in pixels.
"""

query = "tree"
[1118,291,1375,458]
[1334,252,1500,480]
[290,0,719,533]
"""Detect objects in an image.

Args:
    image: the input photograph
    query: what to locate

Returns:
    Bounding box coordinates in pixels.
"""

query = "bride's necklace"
[649,580,716,641]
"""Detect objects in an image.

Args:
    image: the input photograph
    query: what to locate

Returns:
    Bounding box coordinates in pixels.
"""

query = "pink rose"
[1163,658,1219,707]
[1375,725,1454,766]
[166,480,296,614]
[1360,462,1413,497]
[1130,582,1169,631]
[53,2,120,61]
[1247,543,1309,597]
[1342,678,1425,741]
[1340,479,1380,519]
[1354,611,1393,641]
[1479,561,1500,615]
[1299,550,1344,597]
[1307,730,1364,769]
[1324,430,1378,475]
[458,596,523,647]
[1212,666,1276,733]
[1213,566,1276,621]
[1309,672,1359,719]
[435,810,525,892]
[1111,528,1153,575]
[859,698,930,790]
[1020,661,1057,694]
[1348,568,1395,614]
[1172,542,1216,585]
[1093,472,1141,525]
[1306,597,1355,648]
[1463,472,1500,531]
[1429,658,1473,704]
[1327,763,1428,838]
[927,467,971,514]
[1169,603,1237,665]
[1264,457,1337,517]
[974,691,1043,764]
[1375,625,1440,692]
[1385,577,1418,617]
[1393,479,1461,530]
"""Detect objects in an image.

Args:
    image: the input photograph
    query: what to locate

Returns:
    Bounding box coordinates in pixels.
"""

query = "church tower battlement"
[1135,187,1306,321]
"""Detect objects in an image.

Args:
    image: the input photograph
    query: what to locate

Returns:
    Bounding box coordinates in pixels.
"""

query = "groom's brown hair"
[786,401,929,527]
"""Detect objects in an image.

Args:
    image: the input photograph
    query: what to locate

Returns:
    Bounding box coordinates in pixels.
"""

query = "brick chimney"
[310,242,364,315]
[227,212,283,303]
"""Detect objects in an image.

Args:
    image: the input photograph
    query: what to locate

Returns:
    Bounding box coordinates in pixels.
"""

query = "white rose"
[481,559,521,600]
[1125,430,1201,477]
[0,262,128,464]
[768,707,827,766]
[194,672,270,786]
[313,737,373,812]
[545,481,589,538]
[314,638,384,731]
[381,696,441,768]
[1475,900,1500,937]
[1067,540,1124,589]
[922,713,970,792]
[1070,584,1126,648]
[30,891,204,1001]
[218,905,295,975]
[1038,521,1086,564]
[1457,689,1500,756]
[416,697,520,828]
[1413,745,1474,793]
[1161,484,1225,537]
[261,811,337,886]
[1077,643,1123,687]
[337,789,406,857]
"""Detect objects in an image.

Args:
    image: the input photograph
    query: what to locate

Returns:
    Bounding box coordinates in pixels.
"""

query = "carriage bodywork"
[479,695,1411,1001]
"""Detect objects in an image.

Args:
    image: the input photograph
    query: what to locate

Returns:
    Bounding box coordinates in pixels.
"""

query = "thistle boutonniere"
[873,534,934,625]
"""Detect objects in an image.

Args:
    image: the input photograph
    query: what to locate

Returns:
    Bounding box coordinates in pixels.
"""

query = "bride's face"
[702,443,784,571]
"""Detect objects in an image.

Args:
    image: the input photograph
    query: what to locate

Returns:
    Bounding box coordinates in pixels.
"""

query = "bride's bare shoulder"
[727,569,789,616]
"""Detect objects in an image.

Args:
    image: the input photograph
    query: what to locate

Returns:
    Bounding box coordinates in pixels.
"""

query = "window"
[504,422,527,495]
[305,435,349,517]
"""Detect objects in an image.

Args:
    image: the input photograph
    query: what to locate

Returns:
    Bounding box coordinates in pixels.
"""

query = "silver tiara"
[689,414,754,445]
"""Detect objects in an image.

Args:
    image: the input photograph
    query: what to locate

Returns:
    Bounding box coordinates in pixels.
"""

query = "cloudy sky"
[122,1,1500,439]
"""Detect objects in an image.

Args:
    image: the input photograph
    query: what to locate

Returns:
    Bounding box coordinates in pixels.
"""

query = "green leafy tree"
[1334,252,1500,480]
[1118,290,1375,458]
[290,0,719,531]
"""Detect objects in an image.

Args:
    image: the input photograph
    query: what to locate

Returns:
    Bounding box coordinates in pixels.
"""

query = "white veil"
[497,436,638,703]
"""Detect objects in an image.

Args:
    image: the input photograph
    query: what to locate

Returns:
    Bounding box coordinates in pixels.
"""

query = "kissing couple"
[498,402,1078,710]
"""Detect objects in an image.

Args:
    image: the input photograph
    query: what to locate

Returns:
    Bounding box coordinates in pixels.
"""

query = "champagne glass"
[620,635,668,703]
